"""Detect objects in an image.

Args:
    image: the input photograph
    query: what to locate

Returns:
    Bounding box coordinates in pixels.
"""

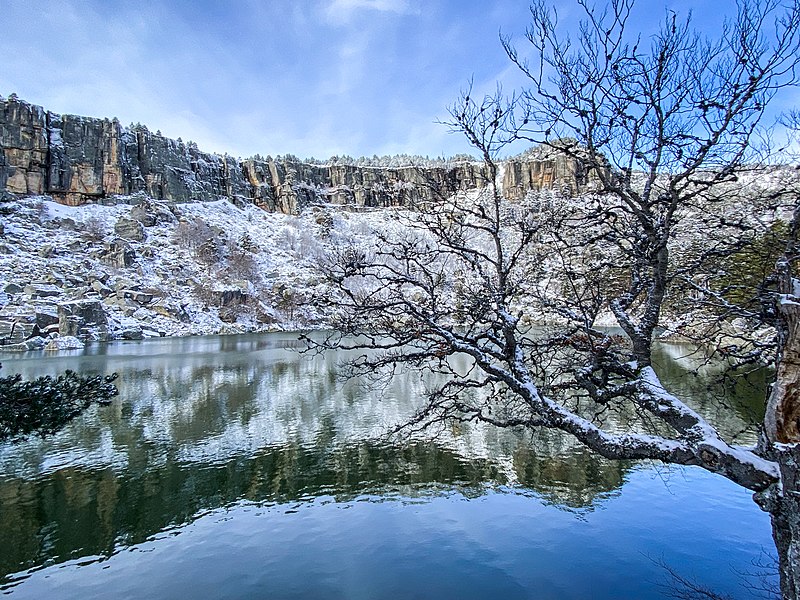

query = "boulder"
[23,336,47,350]
[114,217,145,241]
[53,217,77,230]
[24,283,61,298]
[44,335,85,351]
[216,288,248,306]
[132,291,153,304]
[58,299,109,340]
[218,306,241,323]
[100,239,136,268]
[1,342,31,352]
[41,323,60,337]
[35,308,59,329]
[129,203,157,227]
[113,277,140,291]
[88,270,110,284]
[46,271,65,284]
[120,326,143,340]
[119,289,153,304]
[130,200,175,226]
[0,315,34,344]
[91,280,112,296]
[151,300,190,322]
[64,273,86,286]
[132,307,153,322]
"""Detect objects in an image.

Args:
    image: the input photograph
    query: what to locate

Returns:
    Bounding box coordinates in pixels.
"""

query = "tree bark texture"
[772,444,800,599]
[766,294,800,444]
[764,213,800,598]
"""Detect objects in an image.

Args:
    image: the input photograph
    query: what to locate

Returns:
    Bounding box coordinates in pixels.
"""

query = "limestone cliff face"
[503,144,607,200]
[0,97,253,205]
[0,95,597,211]
[242,159,491,213]
[0,99,49,197]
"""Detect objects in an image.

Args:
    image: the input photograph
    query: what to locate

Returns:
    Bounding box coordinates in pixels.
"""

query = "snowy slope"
[0,195,396,346]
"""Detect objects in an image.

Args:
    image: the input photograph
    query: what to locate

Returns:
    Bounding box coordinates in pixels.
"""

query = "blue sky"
[0,0,778,160]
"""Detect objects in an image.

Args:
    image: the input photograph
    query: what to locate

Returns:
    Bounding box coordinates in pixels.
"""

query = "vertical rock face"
[0,144,8,195]
[502,144,608,200]
[0,96,254,206]
[0,97,49,196]
[0,95,600,211]
[57,299,109,341]
[240,159,493,213]
[47,113,127,203]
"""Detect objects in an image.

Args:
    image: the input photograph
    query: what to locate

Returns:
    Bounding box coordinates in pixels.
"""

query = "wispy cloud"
[322,0,420,25]
[0,0,533,159]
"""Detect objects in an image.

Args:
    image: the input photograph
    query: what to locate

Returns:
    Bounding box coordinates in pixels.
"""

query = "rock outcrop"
[0,96,252,205]
[0,95,599,211]
[503,142,607,200]
[58,299,109,340]
[242,159,491,214]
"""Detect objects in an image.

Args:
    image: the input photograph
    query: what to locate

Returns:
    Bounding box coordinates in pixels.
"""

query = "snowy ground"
[0,195,399,347]
[0,172,788,351]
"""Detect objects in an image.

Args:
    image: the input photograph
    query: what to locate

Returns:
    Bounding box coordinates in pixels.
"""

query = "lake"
[0,333,777,599]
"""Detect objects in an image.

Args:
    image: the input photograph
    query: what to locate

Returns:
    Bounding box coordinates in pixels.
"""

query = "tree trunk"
[771,444,800,600]
[764,215,800,598]
[764,291,800,444]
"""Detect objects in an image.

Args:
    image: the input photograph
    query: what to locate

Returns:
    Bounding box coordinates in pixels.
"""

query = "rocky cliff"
[0,95,599,211]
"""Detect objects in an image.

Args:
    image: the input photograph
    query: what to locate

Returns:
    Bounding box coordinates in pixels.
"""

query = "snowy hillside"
[0,195,399,349]
[0,161,792,353]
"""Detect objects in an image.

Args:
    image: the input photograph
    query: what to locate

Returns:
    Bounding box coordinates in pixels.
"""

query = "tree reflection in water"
[0,333,765,587]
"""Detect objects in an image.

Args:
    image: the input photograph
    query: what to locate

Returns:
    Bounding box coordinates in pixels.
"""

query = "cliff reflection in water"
[0,333,763,581]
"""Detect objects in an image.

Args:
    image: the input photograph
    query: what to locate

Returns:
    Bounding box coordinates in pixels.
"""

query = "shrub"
[0,366,118,442]
[173,217,214,249]
[226,246,260,282]
[82,217,108,242]
[716,221,790,310]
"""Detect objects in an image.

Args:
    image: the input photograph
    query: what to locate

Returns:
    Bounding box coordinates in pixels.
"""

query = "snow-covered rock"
[44,335,84,350]
[0,195,372,346]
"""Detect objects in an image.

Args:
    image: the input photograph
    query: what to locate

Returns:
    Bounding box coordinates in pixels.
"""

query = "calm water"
[0,333,777,599]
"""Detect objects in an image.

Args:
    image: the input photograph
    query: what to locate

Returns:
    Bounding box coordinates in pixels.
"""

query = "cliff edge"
[0,95,601,211]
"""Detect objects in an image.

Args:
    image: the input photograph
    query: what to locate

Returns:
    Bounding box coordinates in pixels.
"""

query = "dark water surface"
[0,334,777,599]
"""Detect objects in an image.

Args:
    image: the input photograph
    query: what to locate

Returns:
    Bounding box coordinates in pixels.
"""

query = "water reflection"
[0,334,764,587]
[653,342,768,439]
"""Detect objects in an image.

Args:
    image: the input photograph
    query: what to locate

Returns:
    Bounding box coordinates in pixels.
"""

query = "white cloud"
[323,0,420,25]
[1,0,522,160]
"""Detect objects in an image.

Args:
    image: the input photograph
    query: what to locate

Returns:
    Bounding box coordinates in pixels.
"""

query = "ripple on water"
[1,472,776,600]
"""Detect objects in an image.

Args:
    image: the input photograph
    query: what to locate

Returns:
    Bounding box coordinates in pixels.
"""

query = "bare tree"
[311,1,800,597]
